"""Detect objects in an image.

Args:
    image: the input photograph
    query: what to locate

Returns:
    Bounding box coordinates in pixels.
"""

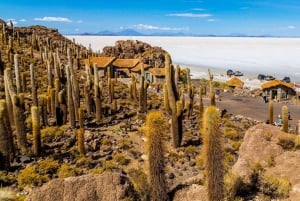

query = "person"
[276,115,283,126]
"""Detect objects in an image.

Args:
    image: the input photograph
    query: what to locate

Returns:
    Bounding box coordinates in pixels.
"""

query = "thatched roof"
[131,63,152,72]
[261,80,295,90]
[226,77,244,87]
[149,68,165,77]
[112,59,140,68]
[84,57,116,68]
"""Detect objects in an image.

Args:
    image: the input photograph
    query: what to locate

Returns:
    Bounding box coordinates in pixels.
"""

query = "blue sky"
[1,0,300,36]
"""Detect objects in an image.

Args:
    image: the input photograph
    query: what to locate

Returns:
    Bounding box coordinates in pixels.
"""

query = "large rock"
[232,124,284,182]
[25,173,137,201]
[233,123,300,200]
[172,184,207,201]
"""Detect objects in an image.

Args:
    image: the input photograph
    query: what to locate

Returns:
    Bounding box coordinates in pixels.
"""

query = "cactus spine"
[269,100,273,124]
[282,105,288,132]
[202,106,224,201]
[31,106,41,156]
[165,53,182,147]
[0,100,14,170]
[145,111,168,201]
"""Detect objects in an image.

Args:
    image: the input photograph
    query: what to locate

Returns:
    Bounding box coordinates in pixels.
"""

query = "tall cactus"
[208,69,216,106]
[0,100,14,170]
[282,105,288,132]
[30,64,38,106]
[165,53,182,147]
[94,64,102,121]
[0,47,3,74]
[202,106,224,201]
[199,86,204,120]
[145,111,168,201]
[77,107,85,155]
[31,106,41,156]
[14,54,22,94]
[65,66,76,128]
[269,100,274,124]
[163,83,170,111]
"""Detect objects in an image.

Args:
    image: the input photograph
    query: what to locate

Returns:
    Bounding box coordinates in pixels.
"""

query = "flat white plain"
[68,36,300,82]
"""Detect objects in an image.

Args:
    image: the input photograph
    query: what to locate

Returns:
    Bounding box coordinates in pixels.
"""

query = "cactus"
[77,128,85,155]
[208,69,216,106]
[4,68,14,125]
[0,47,3,74]
[269,100,274,124]
[41,95,48,126]
[94,64,102,121]
[47,59,54,88]
[165,53,182,147]
[282,105,288,132]
[139,75,145,112]
[58,89,67,125]
[84,64,92,116]
[0,100,14,170]
[163,83,170,111]
[131,75,137,101]
[31,106,41,156]
[199,87,204,120]
[108,78,114,103]
[201,106,224,201]
[21,72,27,92]
[30,64,38,106]
[65,66,76,128]
[145,111,168,201]
[14,54,22,94]
[188,84,195,118]
[78,107,84,129]
[12,94,28,153]
[50,88,56,119]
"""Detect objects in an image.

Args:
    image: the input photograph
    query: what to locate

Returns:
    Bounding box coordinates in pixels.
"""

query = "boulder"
[25,173,137,201]
[232,124,284,182]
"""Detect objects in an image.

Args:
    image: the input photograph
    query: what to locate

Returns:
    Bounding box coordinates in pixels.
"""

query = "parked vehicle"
[234,71,243,76]
[227,69,234,76]
[265,75,275,81]
[282,76,291,83]
[258,74,266,80]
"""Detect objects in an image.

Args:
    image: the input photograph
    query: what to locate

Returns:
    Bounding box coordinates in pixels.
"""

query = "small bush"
[266,156,275,167]
[41,126,64,143]
[0,171,16,186]
[57,164,77,178]
[117,139,132,150]
[90,168,105,175]
[294,135,300,149]
[37,158,60,174]
[232,141,242,151]
[185,146,198,156]
[277,133,295,150]
[101,138,112,146]
[0,188,17,201]
[128,168,150,201]
[224,127,239,140]
[113,153,130,166]
[259,176,291,198]
[224,172,244,201]
[262,131,273,141]
[17,165,49,189]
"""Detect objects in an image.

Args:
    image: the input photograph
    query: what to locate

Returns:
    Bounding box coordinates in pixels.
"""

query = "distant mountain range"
[69,29,291,38]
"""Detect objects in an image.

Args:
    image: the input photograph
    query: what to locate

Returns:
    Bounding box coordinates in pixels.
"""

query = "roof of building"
[226,76,244,87]
[261,80,295,90]
[84,57,116,69]
[131,63,152,72]
[149,68,165,77]
[112,59,140,68]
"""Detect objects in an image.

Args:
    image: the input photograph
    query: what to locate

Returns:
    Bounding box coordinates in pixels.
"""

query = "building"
[112,58,140,78]
[148,68,165,84]
[226,76,244,89]
[261,80,296,101]
[84,57,116,78]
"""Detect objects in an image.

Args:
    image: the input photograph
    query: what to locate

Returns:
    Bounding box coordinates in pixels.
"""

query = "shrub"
[0,188,17,201]
[224,127,239,140]
[37,158,60,175]
[17,165,49,189]
[41,126,64,143]
[266,156,275,167]
[57,164,77,178]
[117,139,132,150]
[113,153,130,166]
[259,176,291,198]
[224,172,244,201]
[128,168,150,201]
[185,145,198,156]
[101,138,112,146]
[232,141,242,151]
[277,133,295,150]
[0,171,16,186]
[90,168,105,175]
[294,135,300,149]
[262,131,273,141]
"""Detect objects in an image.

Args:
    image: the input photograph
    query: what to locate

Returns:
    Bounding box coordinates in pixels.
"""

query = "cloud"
[167,13,212,18]
[287,25,296,29]
[19,19,27,22]
[207,19,216,22]
[6,19,18,25]
[132,24,189,31]
[34,17,72,22]
[192,8,205,11]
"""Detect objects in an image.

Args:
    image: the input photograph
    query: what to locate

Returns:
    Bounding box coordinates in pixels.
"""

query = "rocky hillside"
[100,40,167,67]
